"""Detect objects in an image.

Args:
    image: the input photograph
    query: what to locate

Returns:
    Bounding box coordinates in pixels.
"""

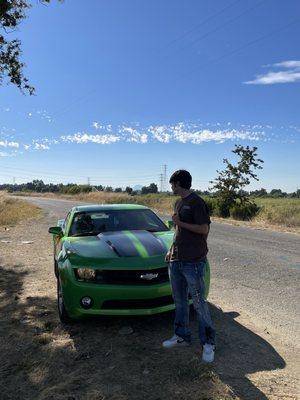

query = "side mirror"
[48,226,63,236]
[165,220,174,230]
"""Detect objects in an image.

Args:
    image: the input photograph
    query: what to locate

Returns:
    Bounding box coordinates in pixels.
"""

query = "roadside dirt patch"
[0,208,297,400]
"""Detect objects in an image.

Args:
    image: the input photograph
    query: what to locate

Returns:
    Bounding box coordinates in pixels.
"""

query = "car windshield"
[69,209,169,237]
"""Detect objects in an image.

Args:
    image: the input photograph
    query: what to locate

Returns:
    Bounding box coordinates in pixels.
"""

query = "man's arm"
[165,243,173,262]
[172,214,209,235]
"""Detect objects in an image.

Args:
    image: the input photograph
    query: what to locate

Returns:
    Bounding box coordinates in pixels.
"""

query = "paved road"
[24,196,300,345]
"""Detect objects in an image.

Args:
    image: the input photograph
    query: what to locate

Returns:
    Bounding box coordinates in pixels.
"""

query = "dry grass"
[13,191,177,215]
[0,192,41,226]
[74,191,176,214]
[8,191,300,230]
[254,197,300,228]
[59,193,300,230]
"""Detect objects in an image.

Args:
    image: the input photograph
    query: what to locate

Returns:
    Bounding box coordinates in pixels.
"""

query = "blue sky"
[0,0,299,192]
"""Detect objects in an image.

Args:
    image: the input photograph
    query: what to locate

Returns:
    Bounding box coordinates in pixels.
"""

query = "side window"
[63,212,72,234]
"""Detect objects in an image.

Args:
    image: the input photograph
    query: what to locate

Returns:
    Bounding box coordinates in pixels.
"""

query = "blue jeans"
[169,260,216,346]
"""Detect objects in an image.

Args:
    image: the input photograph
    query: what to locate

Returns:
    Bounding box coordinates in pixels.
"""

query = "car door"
[55,211,72,261]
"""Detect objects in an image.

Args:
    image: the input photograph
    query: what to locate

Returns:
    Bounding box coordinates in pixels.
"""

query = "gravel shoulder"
[0,199,299,399]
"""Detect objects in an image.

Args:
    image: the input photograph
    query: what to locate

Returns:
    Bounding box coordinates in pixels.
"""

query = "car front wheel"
[57,278,73,324]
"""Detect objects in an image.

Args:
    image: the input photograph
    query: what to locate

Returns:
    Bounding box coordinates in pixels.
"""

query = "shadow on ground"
[0,265,285,400]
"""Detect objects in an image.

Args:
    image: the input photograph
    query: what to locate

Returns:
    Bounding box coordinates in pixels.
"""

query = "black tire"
[54,258,58,278]
[57,278,74,324]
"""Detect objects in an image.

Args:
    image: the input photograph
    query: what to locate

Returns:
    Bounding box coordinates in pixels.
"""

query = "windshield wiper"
[71,231,98,237]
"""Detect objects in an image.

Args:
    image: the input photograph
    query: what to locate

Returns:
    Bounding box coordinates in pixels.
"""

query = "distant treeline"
[0,180,299,198]
[0,180,158,195]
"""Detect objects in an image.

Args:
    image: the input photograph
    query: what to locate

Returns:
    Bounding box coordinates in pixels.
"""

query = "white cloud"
[119,126,148,143]
[245,60,300,85]
[3,121,297,154]
[34,143,50,150]
[147,125,171,143]
[0,151,10,157]
[61,132,120,145]
[0,140,19,148]
[146,123,264,144]
[59,122,270,146]
[93,122,103,129]
[93,122,113,131]
[172,128,261,144]
[273,60,300,68]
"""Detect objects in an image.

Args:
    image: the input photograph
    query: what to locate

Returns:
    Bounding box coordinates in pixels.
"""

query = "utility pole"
[163,164,167,192]
[159,173,164,192]
[87,177,90,186]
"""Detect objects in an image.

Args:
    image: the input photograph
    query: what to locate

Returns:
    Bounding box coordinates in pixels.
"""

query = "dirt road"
[0,197,299,399]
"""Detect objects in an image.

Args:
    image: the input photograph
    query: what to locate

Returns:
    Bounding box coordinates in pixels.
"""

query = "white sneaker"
[202,343,215,363]
[162,334,189,348]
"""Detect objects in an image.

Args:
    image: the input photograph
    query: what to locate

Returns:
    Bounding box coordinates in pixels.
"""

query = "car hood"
[63,230,174,269]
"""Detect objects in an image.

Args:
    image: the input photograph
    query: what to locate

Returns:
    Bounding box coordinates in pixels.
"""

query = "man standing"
[163,170,216,363]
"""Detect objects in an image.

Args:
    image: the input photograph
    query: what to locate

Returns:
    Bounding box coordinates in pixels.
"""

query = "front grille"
[94,267,169,285]
[101,295,174,310]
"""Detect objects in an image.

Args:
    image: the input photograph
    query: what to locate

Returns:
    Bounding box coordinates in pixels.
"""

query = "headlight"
[76,268,96,281]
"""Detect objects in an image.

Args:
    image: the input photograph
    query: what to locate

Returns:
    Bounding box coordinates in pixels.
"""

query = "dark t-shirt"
[170,192,211,262]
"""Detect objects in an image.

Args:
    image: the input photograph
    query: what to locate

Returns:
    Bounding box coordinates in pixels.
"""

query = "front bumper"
[60,269,174,318]
[59,259,210,319]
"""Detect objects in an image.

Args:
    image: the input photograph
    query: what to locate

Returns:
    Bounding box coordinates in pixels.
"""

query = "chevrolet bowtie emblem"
[140,273,159,280]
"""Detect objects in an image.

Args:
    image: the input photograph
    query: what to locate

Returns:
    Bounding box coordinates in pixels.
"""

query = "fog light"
[80,296,93,309]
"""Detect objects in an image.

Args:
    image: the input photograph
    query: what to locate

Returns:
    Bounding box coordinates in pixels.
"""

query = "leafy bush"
[214,199,231,218]
[230,201,259,220]
[203,197,217,215]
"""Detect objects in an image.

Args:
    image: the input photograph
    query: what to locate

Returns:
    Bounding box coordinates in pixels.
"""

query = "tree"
[270,189,285,198]
[290,189,300,198]
[141,183,158,194]
[125,186,133,195]
[210,145,264,217]
[0,0,59,94]
[250,188,268,197]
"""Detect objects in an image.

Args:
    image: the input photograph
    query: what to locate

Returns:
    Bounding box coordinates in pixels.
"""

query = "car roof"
[72,204,149,213]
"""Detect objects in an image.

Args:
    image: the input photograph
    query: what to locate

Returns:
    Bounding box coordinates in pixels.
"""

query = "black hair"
[169,170,192,189]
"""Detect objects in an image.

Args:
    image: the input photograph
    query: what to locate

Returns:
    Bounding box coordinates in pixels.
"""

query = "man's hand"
[172,213,209,235]
[172,213,181,226]
[165,251,171,262]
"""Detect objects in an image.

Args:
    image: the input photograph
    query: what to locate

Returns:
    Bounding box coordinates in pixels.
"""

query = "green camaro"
[49,204,210,322]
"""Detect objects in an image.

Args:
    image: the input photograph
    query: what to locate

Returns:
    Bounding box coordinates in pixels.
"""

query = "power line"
[50,88,98,120]
[179,0,266,52]
[0,164,156,180]
[36,1,244,122]
[160,0,242,50]
[182,18,300,79]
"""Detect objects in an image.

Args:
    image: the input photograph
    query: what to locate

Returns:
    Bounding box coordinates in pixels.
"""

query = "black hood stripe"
[130,230,166,256]
[98,232,139,257]
[98,230,167,258]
